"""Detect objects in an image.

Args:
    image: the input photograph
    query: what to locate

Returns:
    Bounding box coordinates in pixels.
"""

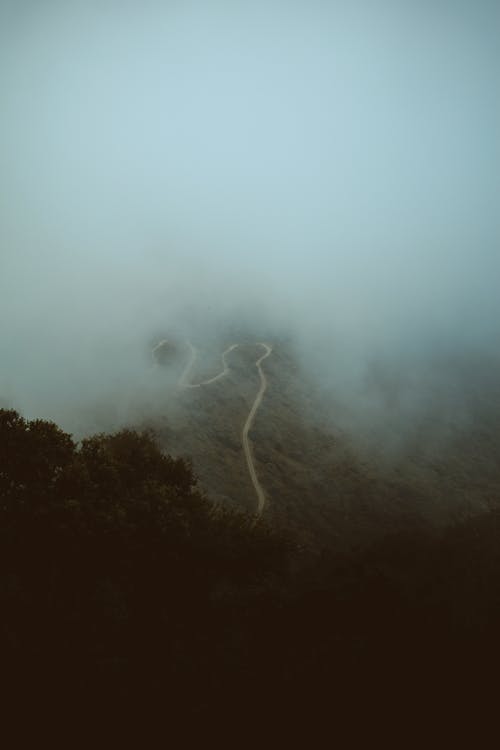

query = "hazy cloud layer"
[1,1,499,436]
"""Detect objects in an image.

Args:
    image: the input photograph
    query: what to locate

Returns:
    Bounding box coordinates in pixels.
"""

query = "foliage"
[2,407,500,725]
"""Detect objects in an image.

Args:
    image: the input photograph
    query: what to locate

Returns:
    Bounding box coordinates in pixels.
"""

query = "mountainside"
[148,337,500,550]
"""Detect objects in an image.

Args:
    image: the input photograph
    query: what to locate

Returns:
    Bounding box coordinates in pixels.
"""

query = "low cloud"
[1,1,499,442]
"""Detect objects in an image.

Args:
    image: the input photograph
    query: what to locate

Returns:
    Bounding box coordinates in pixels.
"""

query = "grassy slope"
[150,339,500,551]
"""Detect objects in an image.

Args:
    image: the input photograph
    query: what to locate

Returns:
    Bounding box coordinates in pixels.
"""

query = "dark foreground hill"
[2,407,500,732]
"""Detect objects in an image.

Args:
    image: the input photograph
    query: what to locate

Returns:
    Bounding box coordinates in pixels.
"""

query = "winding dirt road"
[177,340,272,516]
[241,343,272,516]
[179,342,238,388]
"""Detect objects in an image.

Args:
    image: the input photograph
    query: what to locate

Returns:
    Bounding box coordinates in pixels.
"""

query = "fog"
[1,1,499,439]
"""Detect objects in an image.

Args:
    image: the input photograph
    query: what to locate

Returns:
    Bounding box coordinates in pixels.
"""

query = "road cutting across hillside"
[176,340,272,516]
[241,343,272,516]
[178,342,238,388]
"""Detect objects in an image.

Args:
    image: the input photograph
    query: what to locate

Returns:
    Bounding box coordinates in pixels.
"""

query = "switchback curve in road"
[174,340,272,516]
[179,342,238,388]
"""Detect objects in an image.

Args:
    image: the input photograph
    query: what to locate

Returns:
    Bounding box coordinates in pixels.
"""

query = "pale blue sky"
[0,1,499,427]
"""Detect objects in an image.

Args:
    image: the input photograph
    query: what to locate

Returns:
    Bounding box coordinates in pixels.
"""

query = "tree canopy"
[2,407,500,731]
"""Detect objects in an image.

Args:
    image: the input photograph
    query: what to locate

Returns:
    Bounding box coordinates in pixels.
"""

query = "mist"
[1,0,499,440]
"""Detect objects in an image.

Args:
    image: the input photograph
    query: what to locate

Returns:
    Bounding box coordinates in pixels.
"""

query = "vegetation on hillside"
[1,407,499,724]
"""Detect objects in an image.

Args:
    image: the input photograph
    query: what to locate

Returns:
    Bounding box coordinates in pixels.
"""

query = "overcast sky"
[1,1,499,432]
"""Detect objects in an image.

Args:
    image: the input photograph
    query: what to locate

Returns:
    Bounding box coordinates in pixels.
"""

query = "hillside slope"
[150,338,500,550]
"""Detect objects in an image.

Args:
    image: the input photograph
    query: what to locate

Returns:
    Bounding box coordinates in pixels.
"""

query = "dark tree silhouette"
[2,407,500,729]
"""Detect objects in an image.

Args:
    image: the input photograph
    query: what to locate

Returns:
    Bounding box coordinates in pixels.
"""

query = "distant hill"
[148,337,500,551]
